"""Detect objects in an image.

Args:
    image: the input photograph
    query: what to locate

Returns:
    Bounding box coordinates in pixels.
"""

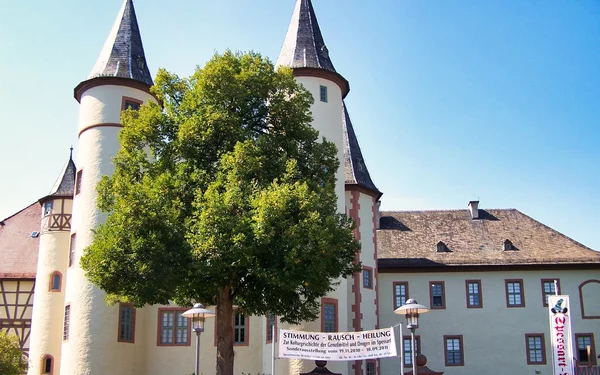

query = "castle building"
[0,1,598,375]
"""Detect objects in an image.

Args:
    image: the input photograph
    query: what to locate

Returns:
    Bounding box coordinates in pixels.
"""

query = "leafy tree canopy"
[81,50,360,324]
[0,331,28,375]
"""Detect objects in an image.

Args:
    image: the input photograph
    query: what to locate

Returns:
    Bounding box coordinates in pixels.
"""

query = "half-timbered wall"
[0,279,35,356]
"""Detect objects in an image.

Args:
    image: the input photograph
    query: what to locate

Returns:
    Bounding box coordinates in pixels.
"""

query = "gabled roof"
[377,208,600,268]
[342,103,380,197]
[43,154,76,200]
[0,203,41,279]
[277,0,337,72]
[87,0,153,86]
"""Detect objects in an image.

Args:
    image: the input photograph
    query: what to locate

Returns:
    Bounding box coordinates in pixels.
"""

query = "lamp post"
[182,303,215,375]
[394,299,430,375]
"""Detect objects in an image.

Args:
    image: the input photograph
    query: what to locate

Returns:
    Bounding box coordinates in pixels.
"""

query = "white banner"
[549,295,575,375]
[278,327,397,361]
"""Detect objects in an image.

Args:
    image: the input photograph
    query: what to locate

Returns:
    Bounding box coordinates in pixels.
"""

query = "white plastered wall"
[27,198,72,375]
[378,269,600,375]
[61,85,154,375]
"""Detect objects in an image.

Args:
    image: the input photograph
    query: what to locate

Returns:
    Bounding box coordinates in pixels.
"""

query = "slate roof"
[377,208,600,268]
[277,0,337,72]
[342,103,380,196]
[0,203,41,278]
[44,155,76,199]
[87,0,153,86]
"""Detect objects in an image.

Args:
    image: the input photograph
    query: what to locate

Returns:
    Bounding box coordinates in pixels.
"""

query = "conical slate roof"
[45,152,76,199]
[87,0,153,86]
[342,103,380,197]
[277,0,337,72]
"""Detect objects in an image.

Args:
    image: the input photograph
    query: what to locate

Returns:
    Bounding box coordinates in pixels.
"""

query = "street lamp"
[182,303,215,375]
[394,299,430,375]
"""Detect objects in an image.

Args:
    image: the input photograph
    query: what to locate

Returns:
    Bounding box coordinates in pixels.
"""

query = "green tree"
[0,331,27,375]
[81,51,361,375]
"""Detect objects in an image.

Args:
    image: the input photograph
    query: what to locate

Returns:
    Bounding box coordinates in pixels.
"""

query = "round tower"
[276,0,350,214]
[60,1,155,374]
[276,1,353,374]
[27,153,76,375]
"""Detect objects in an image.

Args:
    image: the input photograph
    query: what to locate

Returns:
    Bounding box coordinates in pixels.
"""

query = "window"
[503,239,515,251]
[75,170,83,195]
[393,282,409,309]
[506,280,525,307]
[43,201,53,216]
[233,311,248,345]
[444,335,464,366]
[436,241,448,252]
[266,312,277,343]
[63,305,70,341]
[525,334,546,364]
[49,272,62,292]
[321,297,338,333]
[118,303,135,343]
[542,279,560,307]
[158,308,190,346]
[576,333,597,365]
[403,335,420,366]
[42,355,53,374]
[366,361,376,375]
[466,280,482,308]
[320,85,328,102]
[69,234,76,267]
[430,281,445,309]
[363,266,373,289]
[122,96,142,111]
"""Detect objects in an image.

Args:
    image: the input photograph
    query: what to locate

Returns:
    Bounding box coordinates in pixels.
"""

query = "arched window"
[49,272,62,292]
[41,354,53,374]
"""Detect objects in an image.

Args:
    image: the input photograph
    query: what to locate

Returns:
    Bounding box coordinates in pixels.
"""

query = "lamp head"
[182,303,216,333]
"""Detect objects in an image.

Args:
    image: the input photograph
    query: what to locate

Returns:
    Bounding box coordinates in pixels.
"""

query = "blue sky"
[1,0,599,250]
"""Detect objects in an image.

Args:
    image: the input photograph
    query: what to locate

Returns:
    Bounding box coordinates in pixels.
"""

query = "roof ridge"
[513,209,598,252]
[381,208,518,214]
[0,202,39,223]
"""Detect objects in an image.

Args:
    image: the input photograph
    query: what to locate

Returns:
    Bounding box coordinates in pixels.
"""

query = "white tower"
[60,1,156,374]
[277,1,381,374]
[28,152,76,375]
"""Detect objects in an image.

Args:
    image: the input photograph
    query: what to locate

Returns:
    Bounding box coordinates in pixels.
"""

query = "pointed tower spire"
[44,149,77,199]
[342,102,381,198]
[277,0,350,97]
[75,0,153,101]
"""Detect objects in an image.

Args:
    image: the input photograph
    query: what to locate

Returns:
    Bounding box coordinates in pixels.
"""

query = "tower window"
[42,355,53,374]
[63,305,70,341]
[49,272,62,292]
[363,266,373,289]
[122,96,143,111]
[43,201,53,216]
[320,85,328,102]
[75,170,83,195]
[69,233,77,267]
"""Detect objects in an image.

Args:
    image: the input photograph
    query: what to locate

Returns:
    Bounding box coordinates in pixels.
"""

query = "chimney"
[468,201,479,219]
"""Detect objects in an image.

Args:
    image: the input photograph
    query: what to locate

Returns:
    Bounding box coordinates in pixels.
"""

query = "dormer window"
[503,239,515,251]
[436,241,448,253]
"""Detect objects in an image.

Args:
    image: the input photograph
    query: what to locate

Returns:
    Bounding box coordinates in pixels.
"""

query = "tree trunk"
[216,285,235,375]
